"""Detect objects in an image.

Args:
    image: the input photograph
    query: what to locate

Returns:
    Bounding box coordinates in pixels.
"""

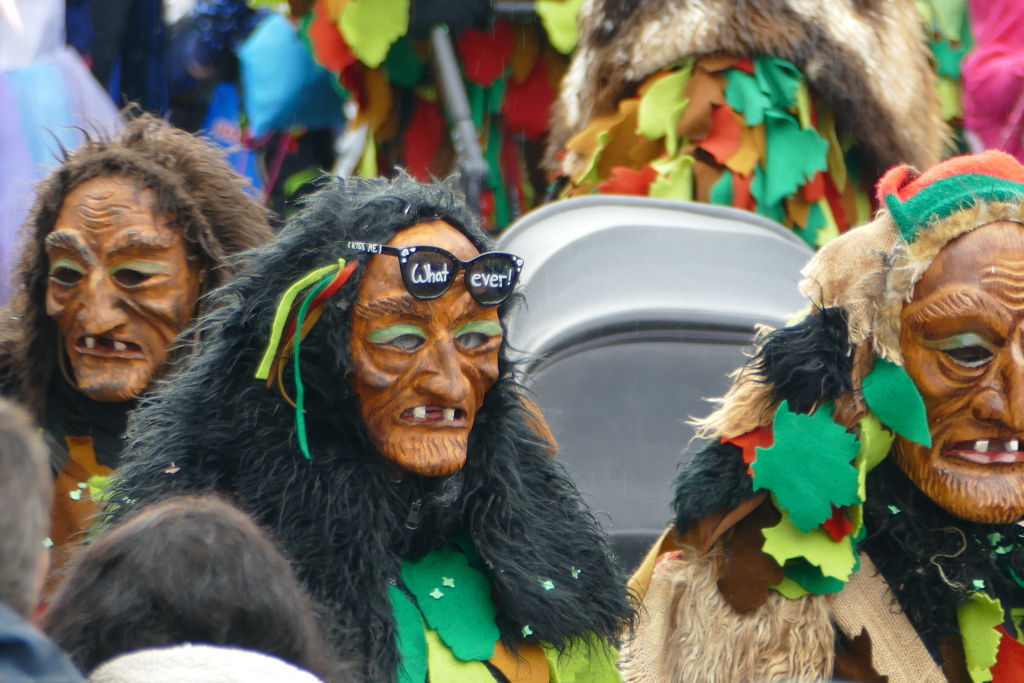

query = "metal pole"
[430,25,489,214]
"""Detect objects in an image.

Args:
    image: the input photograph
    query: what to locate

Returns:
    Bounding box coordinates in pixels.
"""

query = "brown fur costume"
[544,0,948,179]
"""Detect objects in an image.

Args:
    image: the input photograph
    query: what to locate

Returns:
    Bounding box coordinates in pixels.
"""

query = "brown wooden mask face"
[45,177,201,403]
[896,221,1024,523]
[348,221,502,476]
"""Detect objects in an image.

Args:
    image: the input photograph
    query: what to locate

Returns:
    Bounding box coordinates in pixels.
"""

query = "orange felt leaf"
[511,22,540,83]
[565,98,640,180]
[323,0,349,20]
[802,171,826,203]
[457,21,515,87]
[678,68,727,141]
[700,104,743,164]
[697,54,742,73]
[541,44,568,89]
[597,165,657,195]
[307,1,356,74]
[822,505,853,542]
[785,194,813,228]
[724,118,762,177]
[693,158,724,203]
[489,640,550,683]
[733,169,755,210]
[359,68,392,133]
[991,626,1024,683]
[724,425,773,475]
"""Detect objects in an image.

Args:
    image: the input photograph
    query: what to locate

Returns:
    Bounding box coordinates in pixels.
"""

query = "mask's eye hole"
[453,320,501,350]
[50,267,83,286]
[390,334,425,351]
[112,269,153,287]
[943,346,994,368]
[456,332,488,349]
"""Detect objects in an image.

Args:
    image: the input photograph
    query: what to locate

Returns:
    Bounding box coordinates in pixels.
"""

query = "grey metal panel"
[497,197,814,550]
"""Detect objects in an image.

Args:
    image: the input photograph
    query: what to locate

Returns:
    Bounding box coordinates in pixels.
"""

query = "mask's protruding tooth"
[443,408,455,421]
[1011,439,1020,452]
[113,341,127,351]
[85,337,96,349]
[976,439,990,452]
[413,406,426,420]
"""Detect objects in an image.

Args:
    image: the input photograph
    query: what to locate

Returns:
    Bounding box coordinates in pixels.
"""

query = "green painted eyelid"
[454,320,502,337]
[49,258,84,275]
[921,333,997,352]
[367,324,427,344]
[108,260,167,275]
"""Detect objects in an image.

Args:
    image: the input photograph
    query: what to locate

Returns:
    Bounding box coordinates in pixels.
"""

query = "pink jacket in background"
[963,0,1024,161]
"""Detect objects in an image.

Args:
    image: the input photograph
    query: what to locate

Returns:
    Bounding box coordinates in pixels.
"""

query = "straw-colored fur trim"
[620,545,835,683]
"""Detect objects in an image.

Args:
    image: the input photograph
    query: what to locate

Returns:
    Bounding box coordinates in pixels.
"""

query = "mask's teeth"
[85,337,96,349]
[413,406,426,420]
[1011,439,1020,452]
[975,439,990,452]
[113,341,127,352]
[443,408,455,422]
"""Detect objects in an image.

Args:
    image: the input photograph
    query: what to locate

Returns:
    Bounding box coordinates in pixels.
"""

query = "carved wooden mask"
[45,177,201,402]
[895,221,1024,523]
[349,221,502,476]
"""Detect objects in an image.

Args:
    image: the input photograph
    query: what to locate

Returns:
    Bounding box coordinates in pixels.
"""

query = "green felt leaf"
[752,400,861,532]
[536,0,586,54]
[928,0,966,43]
[709,171,733,206]
[762,509,857,581]
[855,413,895,501]
[754,56,802,110]
[784,557,847,595]
[283,167,321,198]
[384,37,424,88]
[487,76,507,115]
[751,166,785,223]
[543,634,621,683]
[469,83,486,130]
[930,39,968,80]
[340,0,410,69]
[724,70,771,126]
[401,549,499,661]
[956,591,1003,683]
[636,65,692,156]
[649,154,695,201]
[795,201,825,249]
[389,586,428,683]
[861,359,932,447]
[763,110,829,207]
[425,628,495,683]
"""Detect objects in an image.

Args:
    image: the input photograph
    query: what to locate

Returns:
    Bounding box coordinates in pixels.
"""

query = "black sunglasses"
[347,241,523,306]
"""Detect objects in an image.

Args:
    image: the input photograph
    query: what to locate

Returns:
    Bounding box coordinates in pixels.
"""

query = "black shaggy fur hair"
[750,306,854,415]
[671,441,754,533]
[104,175,633,682]
[861,458,1024,659]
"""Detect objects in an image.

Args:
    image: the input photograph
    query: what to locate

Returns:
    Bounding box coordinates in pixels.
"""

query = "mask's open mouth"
[75,335,144,357]
[399,405,467,427]
[945,439,1024,465]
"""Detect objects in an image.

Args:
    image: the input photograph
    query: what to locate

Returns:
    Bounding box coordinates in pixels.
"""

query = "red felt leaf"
[479,189,496,230]
[699,104,743,164]
[822,505,853,542]
[597,165,658,195]
[723,424,774,475]
[502,59,556,140]
[402,98,445,181]
[307,2,356,75]
[802,171,825,203]
[733,170,755,210]
[457,21,515,87]
[992,626,1024,683]
[733,57,756,75]
[823,173,849,233]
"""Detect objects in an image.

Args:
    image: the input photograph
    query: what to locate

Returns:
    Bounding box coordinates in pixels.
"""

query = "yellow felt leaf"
[771,575,810,599]
[649,154,695,201]
[816,106,847,192]
[536,0,585,54]
[511,23,540,83]
[796,82,812,129]
[425,628,495,683]
[814,199,840,248]
[762,509,857,581]
[636,66,692,157]
[938,76,962,121]
[854,184,872,227]
[725,121,761,177]
[357,128,377,177]
[956,591,1003,683]
[849,503,864,536]
[340,0,409,69]
[574,131,609,185]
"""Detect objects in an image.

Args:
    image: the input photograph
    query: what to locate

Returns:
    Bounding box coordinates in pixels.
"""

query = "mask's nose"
[77,270,130,337]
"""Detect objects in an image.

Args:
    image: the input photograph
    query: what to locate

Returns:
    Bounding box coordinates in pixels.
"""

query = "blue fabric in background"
[200,82,263,196]
[237,13,344,137]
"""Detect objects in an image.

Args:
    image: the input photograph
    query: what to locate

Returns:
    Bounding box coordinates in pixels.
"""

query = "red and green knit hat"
[878,150,1024,241]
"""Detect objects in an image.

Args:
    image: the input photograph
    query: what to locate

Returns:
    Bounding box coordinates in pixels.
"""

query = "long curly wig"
[0,113,274,419]
[104,175,634,682]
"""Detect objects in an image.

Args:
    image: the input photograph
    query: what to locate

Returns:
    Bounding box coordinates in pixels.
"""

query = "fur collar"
[546,0,948,176]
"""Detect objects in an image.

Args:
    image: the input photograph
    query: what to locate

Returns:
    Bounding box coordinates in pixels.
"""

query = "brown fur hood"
[545,0,949,176]
[0,114,274,420]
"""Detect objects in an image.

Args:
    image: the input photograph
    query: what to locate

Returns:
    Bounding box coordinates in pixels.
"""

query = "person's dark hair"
[0,113,275,419]
[0,397,51,616]
[43,495,347,681]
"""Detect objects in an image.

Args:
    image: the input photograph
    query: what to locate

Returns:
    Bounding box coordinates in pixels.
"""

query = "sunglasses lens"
[402,250,456,299]
[466,254,518,305]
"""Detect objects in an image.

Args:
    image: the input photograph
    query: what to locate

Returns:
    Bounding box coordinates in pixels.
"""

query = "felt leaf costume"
[104,176,633,683]
[623,150,1024,683]
[545,0,949,247]
[296,0,577,231]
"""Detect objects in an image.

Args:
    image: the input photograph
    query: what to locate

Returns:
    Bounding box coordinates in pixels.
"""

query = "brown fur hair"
[545,0,949,177]
[0,114,274,419]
